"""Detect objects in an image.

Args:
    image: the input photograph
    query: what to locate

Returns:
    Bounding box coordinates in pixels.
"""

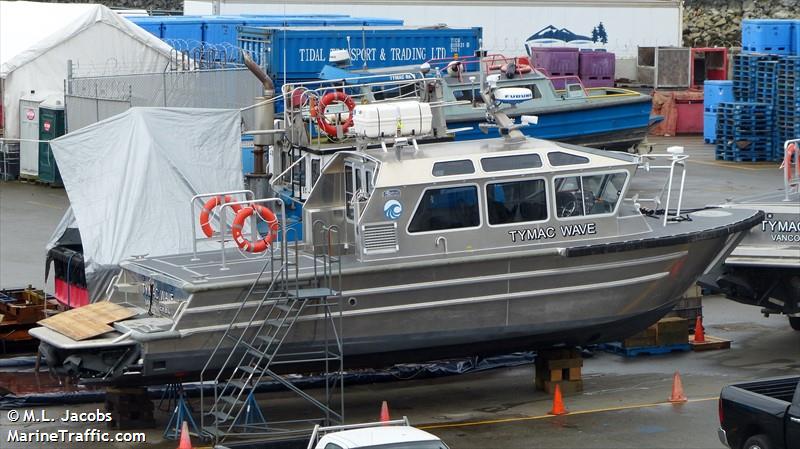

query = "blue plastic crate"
[704,111,717,143]
[704,80,734,112]
[742,19,795,55]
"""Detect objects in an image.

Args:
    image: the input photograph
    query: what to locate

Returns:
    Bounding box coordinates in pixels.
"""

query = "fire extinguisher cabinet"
[38,96,65,186]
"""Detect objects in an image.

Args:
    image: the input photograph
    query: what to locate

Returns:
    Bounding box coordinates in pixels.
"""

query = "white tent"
[47,107,244,300]
[0,1,176,139]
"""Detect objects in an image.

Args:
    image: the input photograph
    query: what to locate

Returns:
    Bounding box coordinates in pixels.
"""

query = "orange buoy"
[315,91,356,137]
[199,195,242,238]
[231,205,279,253]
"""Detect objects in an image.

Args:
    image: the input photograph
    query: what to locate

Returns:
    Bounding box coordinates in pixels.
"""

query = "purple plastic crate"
[530,47,579,77]
[579,51,615,87]
[582,78,614,88]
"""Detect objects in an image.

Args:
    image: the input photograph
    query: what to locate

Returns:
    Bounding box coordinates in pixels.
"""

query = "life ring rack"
[313,91,356,137]
[231,204,280,253]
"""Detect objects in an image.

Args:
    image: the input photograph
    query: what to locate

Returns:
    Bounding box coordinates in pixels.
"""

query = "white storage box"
[352,101,432,138]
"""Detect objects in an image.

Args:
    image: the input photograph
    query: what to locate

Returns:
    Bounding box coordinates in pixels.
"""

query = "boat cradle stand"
[534,348,584,395]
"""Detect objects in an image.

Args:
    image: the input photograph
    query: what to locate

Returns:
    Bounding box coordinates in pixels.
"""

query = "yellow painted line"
[418,396,718,430]
[25,200,64,210]
[688,159,776,171]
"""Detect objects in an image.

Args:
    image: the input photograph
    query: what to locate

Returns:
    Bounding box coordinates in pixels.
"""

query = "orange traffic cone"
[379,401,390,423]
[177,420,193,449]
[548,384,568,415]
[669,370,688,403]
[693,316,705,343]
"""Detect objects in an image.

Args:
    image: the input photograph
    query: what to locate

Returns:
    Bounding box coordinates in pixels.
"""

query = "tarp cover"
[0,1,175,138]
[48,107,244,299]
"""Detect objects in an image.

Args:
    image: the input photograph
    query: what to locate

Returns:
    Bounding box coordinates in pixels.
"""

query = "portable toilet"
[18,91,50,179]
[38,96,65,186]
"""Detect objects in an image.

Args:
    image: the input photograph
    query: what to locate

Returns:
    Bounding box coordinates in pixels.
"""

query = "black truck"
[719,376,800,449]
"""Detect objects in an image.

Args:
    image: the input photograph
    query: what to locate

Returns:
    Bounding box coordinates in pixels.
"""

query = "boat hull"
[449,97,653,150]
[38,234,736,385]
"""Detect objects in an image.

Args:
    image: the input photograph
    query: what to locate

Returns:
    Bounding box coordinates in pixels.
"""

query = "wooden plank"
[83,302,137,323]
[38,302,135,341]
[689,334,731,351]
[39,313,114,341]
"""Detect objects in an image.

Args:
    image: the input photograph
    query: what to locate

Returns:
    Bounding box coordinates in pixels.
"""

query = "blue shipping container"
[238,26,483,79]
[127,16,165,38]
[162,18,205,48]
[202,16,247,49]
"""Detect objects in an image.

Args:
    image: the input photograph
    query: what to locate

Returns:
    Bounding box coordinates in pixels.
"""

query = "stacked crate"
[715,102,775,161]
[721,19,800,162]
[732,53,776,102]
[578,50,615,88]
[776,56,800,145]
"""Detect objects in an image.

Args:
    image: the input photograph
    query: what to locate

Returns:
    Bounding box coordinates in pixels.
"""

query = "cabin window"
[547,152,590,166]
[365,169,373,193]
[486,179,548,225]
[481,154,542,172]
[345,165,354,220]
[355,167,363,192]
[453,88,484,104]
[582,172,627,214]
[372,83,417,101]
[311,159,321,185]
[408,186,480,233]
[432,160,475,177]
[280,151,291,182]
[554,172,627,218]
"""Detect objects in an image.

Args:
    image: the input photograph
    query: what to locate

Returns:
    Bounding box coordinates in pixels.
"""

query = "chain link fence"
[65,62,263,133]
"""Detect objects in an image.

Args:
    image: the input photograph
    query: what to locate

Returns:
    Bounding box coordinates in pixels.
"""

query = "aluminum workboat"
[32,73,761,385]
[319,53,659,151]
[699,139,800,330]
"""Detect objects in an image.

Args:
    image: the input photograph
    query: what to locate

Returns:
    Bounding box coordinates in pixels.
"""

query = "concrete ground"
[0,136,796,449]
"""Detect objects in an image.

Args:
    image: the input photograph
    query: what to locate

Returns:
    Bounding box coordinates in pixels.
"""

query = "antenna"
[361,29,368,70]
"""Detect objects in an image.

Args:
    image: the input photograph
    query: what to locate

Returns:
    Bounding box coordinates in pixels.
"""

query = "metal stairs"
[199,221,344,444]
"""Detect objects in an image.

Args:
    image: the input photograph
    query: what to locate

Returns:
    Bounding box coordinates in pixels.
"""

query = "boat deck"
[122,207,763,292]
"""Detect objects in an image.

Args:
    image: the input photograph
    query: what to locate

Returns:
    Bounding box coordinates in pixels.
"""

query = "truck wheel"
[790,316,800,331]
[743,434,771,449]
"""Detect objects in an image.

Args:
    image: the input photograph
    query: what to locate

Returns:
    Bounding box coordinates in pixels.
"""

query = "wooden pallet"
[600,342,691,357]
[689,334,731,351]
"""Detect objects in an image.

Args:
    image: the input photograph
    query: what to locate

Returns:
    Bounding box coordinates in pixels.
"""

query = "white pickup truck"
[308,418,450,449]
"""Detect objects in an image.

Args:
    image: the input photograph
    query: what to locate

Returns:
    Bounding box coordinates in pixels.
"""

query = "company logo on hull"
[384,200,402,220]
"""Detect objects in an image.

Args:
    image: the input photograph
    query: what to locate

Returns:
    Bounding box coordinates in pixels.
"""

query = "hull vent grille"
[362,222,398,253]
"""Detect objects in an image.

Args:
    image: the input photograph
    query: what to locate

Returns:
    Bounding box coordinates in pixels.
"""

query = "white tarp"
[0,1,176,139]
[48,107,244,299]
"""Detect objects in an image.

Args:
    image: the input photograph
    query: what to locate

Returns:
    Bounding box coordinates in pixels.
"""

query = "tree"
[591,26,599,43]
[597,22,608,44]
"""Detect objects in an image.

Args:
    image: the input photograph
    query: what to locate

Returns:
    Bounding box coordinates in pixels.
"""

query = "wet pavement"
[0,136,796,448]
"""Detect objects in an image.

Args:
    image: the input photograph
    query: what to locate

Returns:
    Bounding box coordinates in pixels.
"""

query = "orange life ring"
[231,205,279,253]
[785,142,799,182]
[315,91,355,137]
[199,195,242,238]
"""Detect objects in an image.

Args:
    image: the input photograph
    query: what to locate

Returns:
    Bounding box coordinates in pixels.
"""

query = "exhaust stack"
[242,51,275,198]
